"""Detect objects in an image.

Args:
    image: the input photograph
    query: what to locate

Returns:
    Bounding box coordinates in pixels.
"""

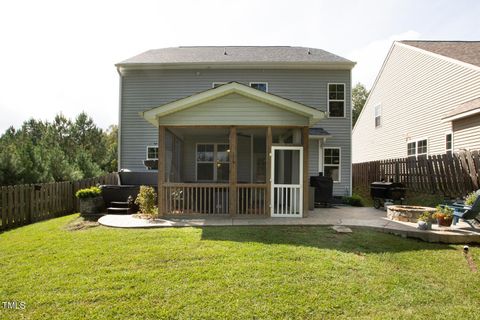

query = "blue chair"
[446,195,480,228]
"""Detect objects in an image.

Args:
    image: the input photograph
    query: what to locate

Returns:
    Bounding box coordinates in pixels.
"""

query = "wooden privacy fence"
[0,173,118,231]
[353,150,480,198]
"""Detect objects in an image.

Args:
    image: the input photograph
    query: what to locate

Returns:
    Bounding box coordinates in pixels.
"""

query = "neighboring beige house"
[353,41,480,163]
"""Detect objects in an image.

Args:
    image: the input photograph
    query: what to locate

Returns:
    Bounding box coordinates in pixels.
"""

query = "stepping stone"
[331,225,352,233]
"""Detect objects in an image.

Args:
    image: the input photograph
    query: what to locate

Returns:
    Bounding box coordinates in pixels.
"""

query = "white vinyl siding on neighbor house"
[352,42,480,163]
[452,113,480,151]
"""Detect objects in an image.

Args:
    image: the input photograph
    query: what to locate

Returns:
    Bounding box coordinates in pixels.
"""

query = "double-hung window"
[323,148,341,182]
[249,82,268,92]
[407,139,428,157]
[196,144,230,181]
[445,133,453,154]
[328,84,345,117]
[146,146,158,160]
[374,105,382,127]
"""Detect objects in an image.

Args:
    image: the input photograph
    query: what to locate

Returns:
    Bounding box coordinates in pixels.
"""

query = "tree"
[352,83,369,127]
[0,113,118,186]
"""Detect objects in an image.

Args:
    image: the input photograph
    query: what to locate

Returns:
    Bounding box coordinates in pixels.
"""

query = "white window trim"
[146,145,158,160]
[374,104,382,128]
[249,82,269,92]
[327,83,346,118]
[322,147,341,183]
[407,138,429,158]
[445,131,453,153]
[195,143,230,182]
[212,82,227,88]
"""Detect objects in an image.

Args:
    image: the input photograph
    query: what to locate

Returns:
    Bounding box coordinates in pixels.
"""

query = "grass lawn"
[1,215,479,319]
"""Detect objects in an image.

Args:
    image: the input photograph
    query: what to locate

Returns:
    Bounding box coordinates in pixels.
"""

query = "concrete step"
[107,207,130,214]
[110,201,130,208]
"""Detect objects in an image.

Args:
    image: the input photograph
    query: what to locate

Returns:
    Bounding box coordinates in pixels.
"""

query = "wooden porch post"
[229,126,237,216]
[158,126,166,217]
[266,126,272,216]
[302,126,309,217]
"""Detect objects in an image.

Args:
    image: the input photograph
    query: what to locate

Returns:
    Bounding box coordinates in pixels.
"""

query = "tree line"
[0,112,117,186]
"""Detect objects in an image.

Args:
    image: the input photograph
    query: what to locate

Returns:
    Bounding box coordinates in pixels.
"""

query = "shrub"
[433,205,453,219]
[465,191,479,206]
[342,194,364,207]
[75,186,101,199]
[135,186,158,217]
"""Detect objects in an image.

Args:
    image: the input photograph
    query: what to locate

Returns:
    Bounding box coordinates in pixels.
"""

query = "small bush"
[465,191,479,206]
[343,194,364,207]
[418,211,434,222]
[135,186,158,217]
[75,186,101,199]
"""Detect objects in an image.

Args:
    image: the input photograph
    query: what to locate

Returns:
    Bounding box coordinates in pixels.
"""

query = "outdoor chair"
[443,194,480,228]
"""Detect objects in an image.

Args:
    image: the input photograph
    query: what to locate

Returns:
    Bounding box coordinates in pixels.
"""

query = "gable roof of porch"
[140,82,325,126]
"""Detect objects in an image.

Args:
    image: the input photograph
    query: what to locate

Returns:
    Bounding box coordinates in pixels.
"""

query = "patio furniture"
[443,196,480,228]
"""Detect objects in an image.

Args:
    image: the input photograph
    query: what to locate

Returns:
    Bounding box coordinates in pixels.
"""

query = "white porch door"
[271,146,303,217]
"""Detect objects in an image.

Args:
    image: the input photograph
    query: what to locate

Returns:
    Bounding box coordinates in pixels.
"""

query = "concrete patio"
[98,206,480,244]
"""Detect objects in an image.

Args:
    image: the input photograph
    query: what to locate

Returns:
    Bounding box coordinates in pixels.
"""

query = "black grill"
[370,182,406,209]
[310,175,333,206]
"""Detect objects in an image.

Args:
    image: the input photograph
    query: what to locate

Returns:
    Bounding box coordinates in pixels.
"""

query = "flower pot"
[79,196,104,215]
[437,216,453,227]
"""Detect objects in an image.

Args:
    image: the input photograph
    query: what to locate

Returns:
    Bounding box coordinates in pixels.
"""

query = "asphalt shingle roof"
[400,41,480,67]
[117,46,355,66]
[443,97,480,119]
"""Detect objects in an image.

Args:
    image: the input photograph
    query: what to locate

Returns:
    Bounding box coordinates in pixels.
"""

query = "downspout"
[116,67,123,171]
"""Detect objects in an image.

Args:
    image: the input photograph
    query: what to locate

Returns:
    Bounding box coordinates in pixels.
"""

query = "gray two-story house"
[116,46,355,217]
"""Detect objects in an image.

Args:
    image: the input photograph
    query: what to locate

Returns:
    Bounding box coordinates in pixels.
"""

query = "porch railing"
[237,184,267,215]
[164,183,229,215]
[163,183,268,215]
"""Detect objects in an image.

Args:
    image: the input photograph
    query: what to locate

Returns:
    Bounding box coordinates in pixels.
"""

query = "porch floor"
[98,207,480,244]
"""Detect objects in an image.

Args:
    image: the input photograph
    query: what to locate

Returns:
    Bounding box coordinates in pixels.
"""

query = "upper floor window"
[407,139,428,157]
[146,146,158,160]
[327,83,345,117]
[249,82,268,92]
[374,105,382,127]
[323,148,341,182]
[445,133,453,154]
[212,82,226,88]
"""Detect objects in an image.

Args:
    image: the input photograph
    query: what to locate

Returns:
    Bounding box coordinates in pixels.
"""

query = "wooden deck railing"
[237,184,267,215]
[163,183,269,215]
[164,183,230,215]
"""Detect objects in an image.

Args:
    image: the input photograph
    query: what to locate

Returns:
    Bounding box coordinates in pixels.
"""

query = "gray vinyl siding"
[158,93,308,126]
[119,68,351,196]
[452,114,480,151]
[352,43,480,163]
[308,139,319,177]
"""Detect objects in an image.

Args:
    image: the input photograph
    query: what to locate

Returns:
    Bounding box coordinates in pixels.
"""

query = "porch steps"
[107,207,131,215]
[110,201,130,208]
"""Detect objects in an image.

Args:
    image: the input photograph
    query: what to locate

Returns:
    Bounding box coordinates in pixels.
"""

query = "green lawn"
[1,215,479,319]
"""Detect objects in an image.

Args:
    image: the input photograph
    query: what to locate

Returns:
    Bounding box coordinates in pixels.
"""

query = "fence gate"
[271,146,303,217]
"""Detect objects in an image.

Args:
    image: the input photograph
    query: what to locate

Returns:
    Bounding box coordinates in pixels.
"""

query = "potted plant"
[434,205,453,227]
[75,186,104,215]
[417,211,434,230]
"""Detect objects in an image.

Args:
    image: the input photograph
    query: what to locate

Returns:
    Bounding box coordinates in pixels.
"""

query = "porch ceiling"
[140,82,325,126]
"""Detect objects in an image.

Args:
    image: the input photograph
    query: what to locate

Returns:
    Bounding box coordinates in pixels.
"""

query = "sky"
[0,0,479,132]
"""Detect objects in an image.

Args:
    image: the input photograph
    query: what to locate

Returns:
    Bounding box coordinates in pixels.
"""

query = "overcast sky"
[0,0,479,132]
